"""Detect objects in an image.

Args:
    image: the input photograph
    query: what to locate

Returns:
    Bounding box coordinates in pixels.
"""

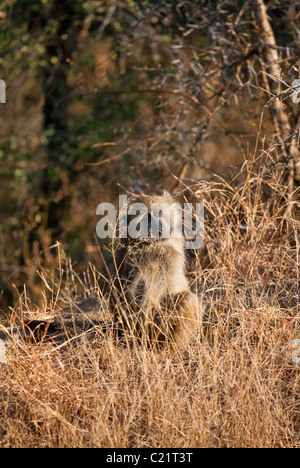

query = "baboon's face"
[127,193,182,241]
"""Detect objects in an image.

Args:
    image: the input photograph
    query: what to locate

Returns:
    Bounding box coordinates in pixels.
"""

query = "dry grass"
[0,160,299,448]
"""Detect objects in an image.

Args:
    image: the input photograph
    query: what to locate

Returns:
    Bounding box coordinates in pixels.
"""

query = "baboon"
[110,191,199,349]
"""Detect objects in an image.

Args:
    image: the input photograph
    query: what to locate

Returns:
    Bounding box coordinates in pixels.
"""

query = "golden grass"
[0,160,299,448]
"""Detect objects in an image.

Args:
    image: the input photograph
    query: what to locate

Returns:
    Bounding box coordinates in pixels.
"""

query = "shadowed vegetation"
[0,0,299,448]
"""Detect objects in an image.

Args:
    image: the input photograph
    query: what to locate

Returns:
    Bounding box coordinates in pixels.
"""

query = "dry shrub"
[0,160,299,448]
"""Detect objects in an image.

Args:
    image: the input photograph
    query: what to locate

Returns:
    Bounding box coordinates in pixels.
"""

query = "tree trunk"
[42,1,85,235]
[252,0,300,195]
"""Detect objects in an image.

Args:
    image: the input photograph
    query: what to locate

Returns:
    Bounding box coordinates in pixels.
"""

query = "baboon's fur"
[110,192,198,349]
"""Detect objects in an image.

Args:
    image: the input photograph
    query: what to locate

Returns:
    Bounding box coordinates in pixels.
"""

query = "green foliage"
[0,0,298,307]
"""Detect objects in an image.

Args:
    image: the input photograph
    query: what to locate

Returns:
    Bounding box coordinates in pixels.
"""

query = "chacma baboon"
[109,191,199,348]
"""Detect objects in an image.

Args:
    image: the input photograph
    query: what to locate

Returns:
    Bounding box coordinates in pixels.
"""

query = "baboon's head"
[127,191,182,242]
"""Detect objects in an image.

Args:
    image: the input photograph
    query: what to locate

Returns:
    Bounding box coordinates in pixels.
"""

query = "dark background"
[0,0,299,309]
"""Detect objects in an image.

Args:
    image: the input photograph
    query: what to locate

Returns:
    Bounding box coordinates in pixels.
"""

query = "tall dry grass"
[0,158,299,448]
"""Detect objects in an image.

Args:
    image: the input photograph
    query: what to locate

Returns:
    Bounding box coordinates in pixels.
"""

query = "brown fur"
[110,192,199,349]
